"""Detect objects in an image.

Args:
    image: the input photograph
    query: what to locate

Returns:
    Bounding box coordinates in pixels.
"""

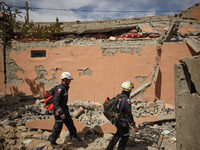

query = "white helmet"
[121,81,134,91]
[60,72,73,80]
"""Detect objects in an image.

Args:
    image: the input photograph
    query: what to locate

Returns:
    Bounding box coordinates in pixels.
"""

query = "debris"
[75,107,85,118]
[23,139,32,144]
[170,137,176,143]
[158,111,175,121]
[25,118,89,132]
[109,36,116,40]
[130,81,151,98]
[130,125,163,149]
[162,130,171,135]
[185,36,200,53]
[0,119,9,125]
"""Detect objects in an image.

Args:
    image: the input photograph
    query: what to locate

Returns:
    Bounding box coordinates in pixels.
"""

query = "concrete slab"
[175,57,200,150]
[26,114,161,134]
[98,123,116,133]
[25,118,89,132]
[185,37,200,53]
[135,115,158,125]
[99,115,159,134]
[158,112,175,121]
[180,55,200,94]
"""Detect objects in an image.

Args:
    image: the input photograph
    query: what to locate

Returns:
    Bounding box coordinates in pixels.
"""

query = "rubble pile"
[0,96,176,150]
[132,100,175,120]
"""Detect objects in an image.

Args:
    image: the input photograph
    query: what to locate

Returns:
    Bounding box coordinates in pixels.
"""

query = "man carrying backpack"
[106,81,138,150]
[49,72,81,146]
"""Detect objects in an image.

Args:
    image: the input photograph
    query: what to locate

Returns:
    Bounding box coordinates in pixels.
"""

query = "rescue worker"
[106,81,138,150]
[49,72,81,146]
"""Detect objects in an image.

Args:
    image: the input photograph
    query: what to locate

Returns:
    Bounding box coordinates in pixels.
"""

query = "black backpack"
[103,94,124,124]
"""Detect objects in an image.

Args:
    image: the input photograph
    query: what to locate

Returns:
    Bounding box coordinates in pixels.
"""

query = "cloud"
[2,0,200,22]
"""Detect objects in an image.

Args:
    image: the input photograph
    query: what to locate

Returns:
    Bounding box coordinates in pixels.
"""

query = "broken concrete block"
[164,103,175,110]
[109,36,116,40]
[32,134,41,139]
[41,131,51,141]
[135,103,144,110]
[158,111,175,121]
[103,133,113,141]
[170,137,176,143]
[9,112,22,120]
[185,37,200,53]
[75,107,85,118]
[162,130,170,135]
[179,55,200,95]
[21,132,33,138]
[60,129,69,138]
[23,139,32,144]
[98,115,109,122]
[175,57,200,150]
[155,101,165,111]
[135,115,158,125]
[36,129,43,134]
[25,139,49,149]
[0,119,9,125]
[25,118,88,132]
[147,102,156,108]
[98,123,116,133]
[145,108,155,115]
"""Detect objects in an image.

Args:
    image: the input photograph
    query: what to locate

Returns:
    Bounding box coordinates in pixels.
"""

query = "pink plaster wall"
[8,42,192,104]
[189,5,200,21]
[140,26,154,33]
[158,43,192,104]
[178,26,197,34]
[181,4,200,22]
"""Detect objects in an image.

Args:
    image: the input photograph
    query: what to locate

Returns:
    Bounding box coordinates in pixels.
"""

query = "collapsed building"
[0,3,199,150]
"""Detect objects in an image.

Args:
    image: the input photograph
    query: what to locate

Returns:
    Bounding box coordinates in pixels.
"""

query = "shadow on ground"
[58,130,104,149]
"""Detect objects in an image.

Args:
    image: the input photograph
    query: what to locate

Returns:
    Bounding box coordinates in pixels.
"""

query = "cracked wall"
[2,40,193,105]
[1,9,200,103]
[175,55,200,150]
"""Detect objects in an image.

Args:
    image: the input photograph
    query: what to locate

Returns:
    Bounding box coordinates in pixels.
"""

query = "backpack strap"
[116,93,128,115]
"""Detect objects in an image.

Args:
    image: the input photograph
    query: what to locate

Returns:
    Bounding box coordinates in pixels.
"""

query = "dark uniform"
[107,91,135,150]
[49,83,78,144]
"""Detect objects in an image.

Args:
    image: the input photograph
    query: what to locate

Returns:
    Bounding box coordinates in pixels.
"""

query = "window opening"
[31,50,46,58]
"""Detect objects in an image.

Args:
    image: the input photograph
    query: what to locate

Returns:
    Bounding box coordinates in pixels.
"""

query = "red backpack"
[44,85,58,111]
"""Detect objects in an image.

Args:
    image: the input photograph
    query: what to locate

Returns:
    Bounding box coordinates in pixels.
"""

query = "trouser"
[107,120,129,150]
[49,108,77,143]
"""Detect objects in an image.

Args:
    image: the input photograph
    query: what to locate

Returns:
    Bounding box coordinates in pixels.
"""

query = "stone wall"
[175,55,200,150]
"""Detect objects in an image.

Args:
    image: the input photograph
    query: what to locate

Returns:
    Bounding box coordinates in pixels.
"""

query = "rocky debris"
[0,95,176,149]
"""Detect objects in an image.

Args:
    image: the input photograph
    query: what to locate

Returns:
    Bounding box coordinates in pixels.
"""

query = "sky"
[2,0,200,22]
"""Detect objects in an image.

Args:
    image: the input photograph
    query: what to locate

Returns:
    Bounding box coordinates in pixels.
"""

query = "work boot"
[70,135,82,142]
[75,136,82,142]
[50,141,60,148]
[50,141,58,145]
